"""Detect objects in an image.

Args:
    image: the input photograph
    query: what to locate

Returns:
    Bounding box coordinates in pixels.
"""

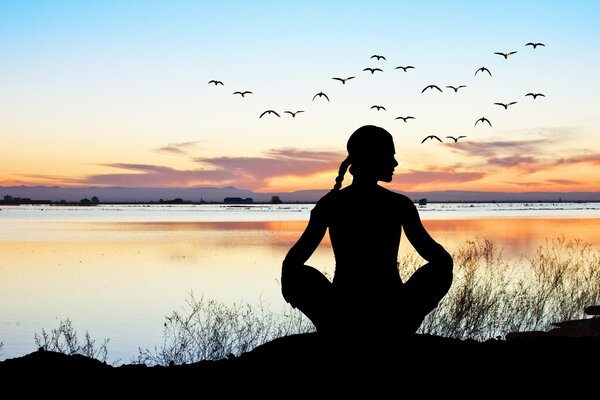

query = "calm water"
[1,203,600,363]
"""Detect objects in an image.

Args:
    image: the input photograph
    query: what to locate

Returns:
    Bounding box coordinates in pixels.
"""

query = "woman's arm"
[402,199,453,265]
[282,216,327,270]
[281,214,327,304]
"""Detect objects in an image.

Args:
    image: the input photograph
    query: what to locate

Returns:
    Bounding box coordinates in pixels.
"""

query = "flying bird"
[370,105,386,111]
[475,66,492,77]
[395,65,415,72]
[525,42,545,49]
[332,76,355,84]
[284,110,305,118]
[370,54,386,60]
[446,136,467,142]
[475,117,492,127]
[208,80,224,86]
[421,135,442,144]
[395,116,415,122]
[494,51,518,59]
[259,110,280,118]
[421,84,443,93]
[363,67,383,74]
[494,102,518,109]
[312,91,330,102]
[446,85,467,92]
[525,93,545,99]
[233,91,253,97]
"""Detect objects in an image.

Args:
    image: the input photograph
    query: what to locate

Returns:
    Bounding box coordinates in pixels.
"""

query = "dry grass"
[134,293,313,365]
[417,236,600,340]
[26,236,600,365]
[34,318,110,363]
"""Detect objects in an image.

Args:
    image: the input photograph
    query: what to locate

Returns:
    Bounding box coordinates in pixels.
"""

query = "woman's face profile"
[375,144,398,182]
[347,125,398,183]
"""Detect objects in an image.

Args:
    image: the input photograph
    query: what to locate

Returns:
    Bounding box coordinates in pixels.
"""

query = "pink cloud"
[82,164,235,187]
[155,141,198,155]
[487,156,538,168]
[194,148,345,180]
[25,148,346,189]
[555,154,600,166]
[450,139,549,158]
[546,179,580,185]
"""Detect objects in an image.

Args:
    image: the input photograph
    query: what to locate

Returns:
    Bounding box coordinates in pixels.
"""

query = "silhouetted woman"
[282,125,453,344]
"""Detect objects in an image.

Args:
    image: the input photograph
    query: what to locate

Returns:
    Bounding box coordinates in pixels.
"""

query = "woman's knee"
[281,264,331,306]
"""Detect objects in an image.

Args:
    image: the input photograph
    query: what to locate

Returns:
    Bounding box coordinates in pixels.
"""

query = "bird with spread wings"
[475,117,492,127]
[421,135,442,144]
[494,102,518,109]
[363,67,383,74]
[284,110,305,118]
[233,91,252,97]
[475,66,492,77]
[422,84,443,93]
[525,42,545,49]
[446,85,467,92]
[312,92,330,102]
[494,51,518,59]
[332,76,355,84]
[525,93,545,99]
[259,110,280,118]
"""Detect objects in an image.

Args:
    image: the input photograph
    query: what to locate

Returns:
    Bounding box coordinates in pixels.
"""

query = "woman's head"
[332,125,398,190]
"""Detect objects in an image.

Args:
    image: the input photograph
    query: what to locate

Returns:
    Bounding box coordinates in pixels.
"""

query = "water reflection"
[1,217,599,362]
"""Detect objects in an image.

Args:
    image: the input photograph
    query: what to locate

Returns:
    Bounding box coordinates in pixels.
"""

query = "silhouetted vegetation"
[34,319,110,363]
[415,236,600,340]
[10,237,598,365]
[134,293,312,365]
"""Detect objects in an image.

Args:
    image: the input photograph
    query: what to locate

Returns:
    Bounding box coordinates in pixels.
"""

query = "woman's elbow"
[437,248,454,288]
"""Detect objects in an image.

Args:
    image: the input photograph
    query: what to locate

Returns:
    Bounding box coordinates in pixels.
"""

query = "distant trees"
[79,196,99,206]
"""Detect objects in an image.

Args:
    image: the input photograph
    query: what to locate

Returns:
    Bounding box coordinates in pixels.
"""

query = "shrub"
[134,293,313,365]
[34,319,110,363]
[418,237,600,340]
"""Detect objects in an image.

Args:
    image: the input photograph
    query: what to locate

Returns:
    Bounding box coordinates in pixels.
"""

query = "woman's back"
[314,184,415,292]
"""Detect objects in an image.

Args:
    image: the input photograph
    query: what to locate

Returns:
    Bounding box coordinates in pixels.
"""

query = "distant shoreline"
[3,186,600,204]
[2,199,600,207]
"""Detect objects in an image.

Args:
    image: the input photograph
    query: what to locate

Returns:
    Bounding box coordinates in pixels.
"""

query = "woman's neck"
[351,176,378,188]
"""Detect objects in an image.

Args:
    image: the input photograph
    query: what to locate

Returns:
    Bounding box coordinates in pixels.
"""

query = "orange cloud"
[23,148,345,190]
[392,169,486,190]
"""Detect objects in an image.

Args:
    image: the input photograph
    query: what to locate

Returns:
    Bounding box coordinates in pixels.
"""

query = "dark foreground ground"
[1,333,598,395]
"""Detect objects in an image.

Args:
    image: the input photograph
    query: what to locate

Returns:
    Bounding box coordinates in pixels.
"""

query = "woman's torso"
[314,185,413,295]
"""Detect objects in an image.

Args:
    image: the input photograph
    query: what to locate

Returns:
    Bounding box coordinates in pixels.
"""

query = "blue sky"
[1,1,599,192]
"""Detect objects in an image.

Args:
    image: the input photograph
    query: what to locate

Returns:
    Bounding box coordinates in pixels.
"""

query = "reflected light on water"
[1,216,599,363]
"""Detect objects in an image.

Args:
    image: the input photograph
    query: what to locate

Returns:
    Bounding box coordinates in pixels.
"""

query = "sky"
[1,0,599,193]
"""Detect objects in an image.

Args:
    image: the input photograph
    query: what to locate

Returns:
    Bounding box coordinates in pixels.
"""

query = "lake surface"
[1,203,600,363]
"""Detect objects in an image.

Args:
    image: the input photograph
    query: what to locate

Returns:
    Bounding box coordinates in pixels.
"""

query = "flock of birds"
[208,42,546,144]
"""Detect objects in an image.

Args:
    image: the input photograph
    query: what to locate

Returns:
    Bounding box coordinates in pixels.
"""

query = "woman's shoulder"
[378,186,415,206]
[312,190,338,210]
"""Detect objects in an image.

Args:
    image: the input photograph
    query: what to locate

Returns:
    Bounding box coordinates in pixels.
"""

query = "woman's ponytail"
[332,156,351,191]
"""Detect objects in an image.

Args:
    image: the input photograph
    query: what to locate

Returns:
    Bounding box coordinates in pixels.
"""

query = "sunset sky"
[1,1,599,193]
